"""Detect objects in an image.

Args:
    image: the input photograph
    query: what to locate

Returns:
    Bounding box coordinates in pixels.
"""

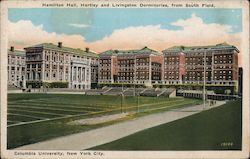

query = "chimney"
[85,47,89,52]
[58,42,62,48]
[10,46,14,52]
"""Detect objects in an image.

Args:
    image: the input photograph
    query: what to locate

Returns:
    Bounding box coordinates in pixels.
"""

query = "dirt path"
[70,113,128,125]
[15,101,225,150]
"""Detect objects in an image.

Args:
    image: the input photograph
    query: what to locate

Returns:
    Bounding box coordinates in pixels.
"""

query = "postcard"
[0,0,249,158]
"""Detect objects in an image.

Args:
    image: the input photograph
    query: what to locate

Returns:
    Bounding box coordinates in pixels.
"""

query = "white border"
[0,0,249,159]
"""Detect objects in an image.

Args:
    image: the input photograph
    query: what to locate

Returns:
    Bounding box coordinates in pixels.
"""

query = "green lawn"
[7,93,201,149]
[91,100,242,150]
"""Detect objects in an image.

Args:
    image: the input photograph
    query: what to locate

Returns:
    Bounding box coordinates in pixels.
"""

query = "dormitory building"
[8,42,240,93]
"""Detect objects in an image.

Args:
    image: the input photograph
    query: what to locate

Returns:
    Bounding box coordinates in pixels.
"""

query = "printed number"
[221,142,233,147]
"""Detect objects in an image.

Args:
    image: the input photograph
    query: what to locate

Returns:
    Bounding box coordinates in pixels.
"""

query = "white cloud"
[8,14,241,56]
[8,20,88,49]
[69,23,90,28]
[90,14,241,52]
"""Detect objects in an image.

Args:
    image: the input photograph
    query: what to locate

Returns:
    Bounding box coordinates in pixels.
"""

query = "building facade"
[24,42,98,89]
[8,46,26,88]
[7,42,239,91]
[90,56,99,87]
[98,50,116,84]
[238,67,243,96]
[162,50,185,84]
[98,47,162,86]
[162,43,239,86]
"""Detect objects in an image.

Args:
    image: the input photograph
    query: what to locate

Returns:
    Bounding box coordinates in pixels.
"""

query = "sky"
[8,8,242,57]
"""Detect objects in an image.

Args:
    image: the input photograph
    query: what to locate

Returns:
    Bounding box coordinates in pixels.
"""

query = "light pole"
[121,83,124,113]
[134,83,136,96]
[137,91,139,113]
[134,80,139,113]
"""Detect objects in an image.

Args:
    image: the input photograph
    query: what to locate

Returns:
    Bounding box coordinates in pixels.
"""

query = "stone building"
[8,46,26,88]
[24,42,98,89]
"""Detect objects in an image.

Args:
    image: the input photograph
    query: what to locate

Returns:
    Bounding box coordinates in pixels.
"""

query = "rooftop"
[25,43,98,58]
[163,42,239,53]
[8,49,25,56]
[100,46,161,57]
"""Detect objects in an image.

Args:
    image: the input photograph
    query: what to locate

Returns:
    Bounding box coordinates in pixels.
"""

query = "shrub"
[26,81,68,88]
[50,82,68,88]
[26,81,43,88]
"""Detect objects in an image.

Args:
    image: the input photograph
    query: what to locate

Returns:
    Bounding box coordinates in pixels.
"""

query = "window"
[38,73,41,80]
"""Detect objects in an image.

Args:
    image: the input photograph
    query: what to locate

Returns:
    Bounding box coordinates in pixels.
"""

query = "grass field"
[7,93,200,126]
[91,99,242,150]
[7,93,201,149]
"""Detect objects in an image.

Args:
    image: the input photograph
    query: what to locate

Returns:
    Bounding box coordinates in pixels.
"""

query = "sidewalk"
[15,101,225,150]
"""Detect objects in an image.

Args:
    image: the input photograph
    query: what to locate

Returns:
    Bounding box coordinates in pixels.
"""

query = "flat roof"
[100,46,162,57]
[163,42,239,53]
[25,43,98,58]
[8,49,25,56]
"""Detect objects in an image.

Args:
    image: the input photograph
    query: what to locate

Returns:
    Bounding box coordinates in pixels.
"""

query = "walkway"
[15,101,225,150]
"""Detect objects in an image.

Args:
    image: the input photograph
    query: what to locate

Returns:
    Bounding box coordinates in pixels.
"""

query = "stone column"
[83,67,85,82]
[70,66,73,88]
[49,52,52,81]
[149,56,152,84]
[85,67,89,83]
[29,64,32,81]
[80,66,82,82]
[82,67,84,83]
[76,66,78,84]
[42,62,45,81]
[111,57,113,83]
[57,54,60,81]
[63,54,66,81]
[36,64,38,81]
[88,67,91,88]
[85,67,87,89]
[73,66,75,82]
[19,65,22,87]
[23,73,26,89]
[14,59,17,84]
[42,51,45,81]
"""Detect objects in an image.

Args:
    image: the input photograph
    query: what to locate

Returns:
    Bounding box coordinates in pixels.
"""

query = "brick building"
[98,47,163,86]
[7,42,239,91]
[163,43,239,86]
[162,48,185,84]
[98,50,118,84]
